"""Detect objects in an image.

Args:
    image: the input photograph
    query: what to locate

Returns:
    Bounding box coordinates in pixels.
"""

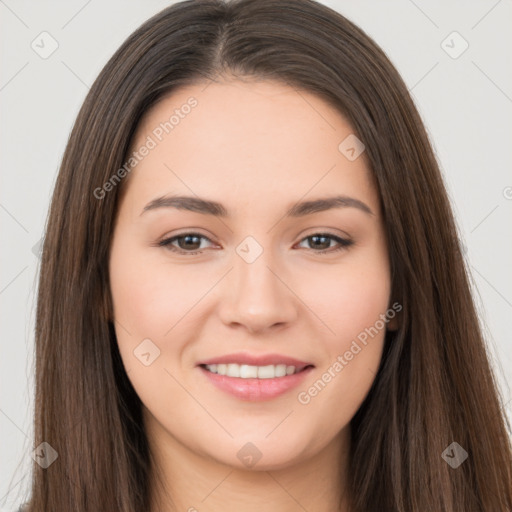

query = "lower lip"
[198,365,314,401]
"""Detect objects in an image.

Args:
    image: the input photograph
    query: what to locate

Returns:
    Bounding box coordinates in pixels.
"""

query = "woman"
[20,0,512,510]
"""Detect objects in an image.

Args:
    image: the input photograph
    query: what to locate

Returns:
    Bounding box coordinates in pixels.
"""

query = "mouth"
[199,362,314,379]
[197,358,315,401]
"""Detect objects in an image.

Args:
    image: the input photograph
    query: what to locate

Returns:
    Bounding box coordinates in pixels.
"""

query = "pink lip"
[196,352,313,371]
[199,365,315,401]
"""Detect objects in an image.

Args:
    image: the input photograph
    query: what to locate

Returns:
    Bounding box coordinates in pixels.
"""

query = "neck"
[145,408,352,512]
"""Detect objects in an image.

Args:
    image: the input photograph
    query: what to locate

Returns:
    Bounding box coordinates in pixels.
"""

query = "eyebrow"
[140,194,374,218]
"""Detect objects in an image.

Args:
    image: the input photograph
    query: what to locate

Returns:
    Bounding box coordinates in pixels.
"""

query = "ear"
[386,300,402,332]
[102,284,114,324]
[387,314,399,331]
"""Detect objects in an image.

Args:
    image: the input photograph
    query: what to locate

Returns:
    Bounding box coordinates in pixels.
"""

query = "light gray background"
[1,1,511,509]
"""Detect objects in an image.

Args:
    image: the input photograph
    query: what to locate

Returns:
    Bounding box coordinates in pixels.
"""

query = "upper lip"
[197,352,314,371]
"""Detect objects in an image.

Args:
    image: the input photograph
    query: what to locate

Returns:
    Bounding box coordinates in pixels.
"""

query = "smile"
[198,364,314,401]
[202,363,310,379]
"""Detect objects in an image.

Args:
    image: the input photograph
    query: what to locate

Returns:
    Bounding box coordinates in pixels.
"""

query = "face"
[109,79,396,471]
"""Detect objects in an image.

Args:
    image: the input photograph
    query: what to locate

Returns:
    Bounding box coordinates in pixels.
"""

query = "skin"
[109,78,397,512]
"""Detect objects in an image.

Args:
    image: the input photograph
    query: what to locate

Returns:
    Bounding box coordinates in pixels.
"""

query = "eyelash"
[156,232,353,256]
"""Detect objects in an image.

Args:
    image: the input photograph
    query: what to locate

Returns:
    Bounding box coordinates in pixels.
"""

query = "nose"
[217,247,298,334]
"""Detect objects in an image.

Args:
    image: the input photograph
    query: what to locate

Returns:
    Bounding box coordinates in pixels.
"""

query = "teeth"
[240,364,258,378]
[204,363,300,378]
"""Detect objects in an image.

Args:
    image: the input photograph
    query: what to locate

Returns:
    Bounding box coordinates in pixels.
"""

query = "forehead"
[123,79,377,216]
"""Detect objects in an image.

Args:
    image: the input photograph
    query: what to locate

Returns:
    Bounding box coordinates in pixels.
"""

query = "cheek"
[109,242,202,339]
[109,241,194,405]
[295,249,391,413]
[306,257,391,346]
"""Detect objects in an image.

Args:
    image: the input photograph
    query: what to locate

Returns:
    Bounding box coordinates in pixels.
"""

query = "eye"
[156,232,353,256]
[157,232,214,255]
[296,233,353,254]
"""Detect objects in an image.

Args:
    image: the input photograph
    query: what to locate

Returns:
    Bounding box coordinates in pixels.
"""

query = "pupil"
[182,235,200,250]
[177,235,332,251]
[311,235,329,250]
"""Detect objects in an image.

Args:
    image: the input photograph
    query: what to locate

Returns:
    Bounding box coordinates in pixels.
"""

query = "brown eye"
[158,233,213,254]
[297,233,353,254]
[156,232,353,256]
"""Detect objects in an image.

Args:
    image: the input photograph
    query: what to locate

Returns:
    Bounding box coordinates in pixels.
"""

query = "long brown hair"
[23,0,512,510]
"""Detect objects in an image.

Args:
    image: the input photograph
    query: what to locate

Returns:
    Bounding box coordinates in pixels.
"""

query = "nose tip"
[218,251,298,333]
